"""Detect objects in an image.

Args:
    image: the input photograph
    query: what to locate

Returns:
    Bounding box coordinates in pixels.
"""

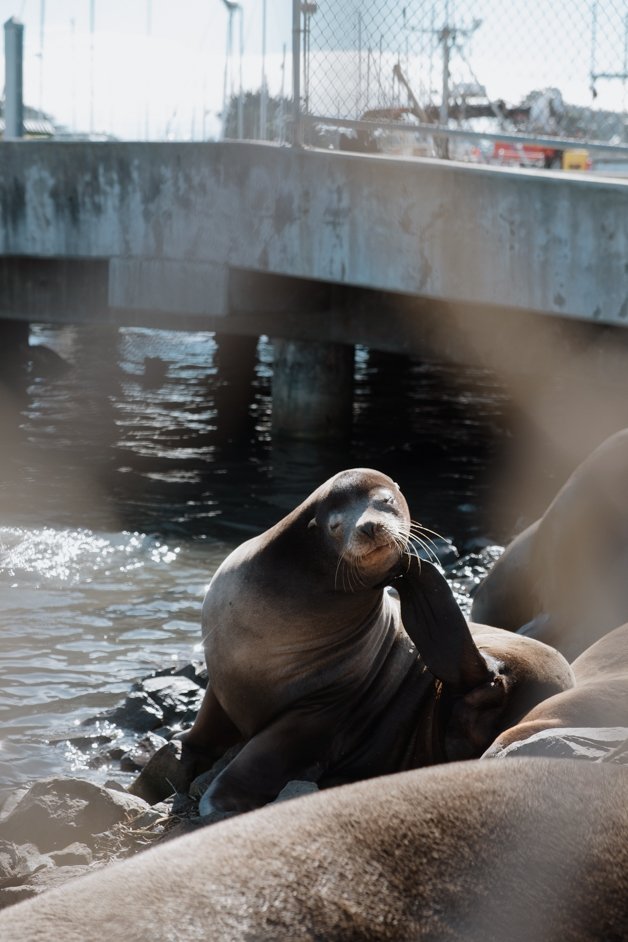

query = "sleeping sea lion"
[1,759,626,941]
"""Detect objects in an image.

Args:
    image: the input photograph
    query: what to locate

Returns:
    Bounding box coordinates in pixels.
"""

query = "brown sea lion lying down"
[1,758,626,941]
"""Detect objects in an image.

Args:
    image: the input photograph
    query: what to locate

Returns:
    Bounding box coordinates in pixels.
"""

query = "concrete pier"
[271,339,354,441]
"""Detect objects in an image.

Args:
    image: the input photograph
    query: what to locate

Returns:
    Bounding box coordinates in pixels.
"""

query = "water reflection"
[0,323,519,792]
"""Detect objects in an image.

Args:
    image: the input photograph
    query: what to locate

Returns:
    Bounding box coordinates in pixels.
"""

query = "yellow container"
[562,149,591,171]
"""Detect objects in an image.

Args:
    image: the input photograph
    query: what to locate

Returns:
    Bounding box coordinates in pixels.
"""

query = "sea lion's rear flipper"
[396,555,492,693]
[199,708,326,816]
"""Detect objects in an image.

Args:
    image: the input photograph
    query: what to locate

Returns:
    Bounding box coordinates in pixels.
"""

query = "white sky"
[0,0,293,139]
[1,1,625,141]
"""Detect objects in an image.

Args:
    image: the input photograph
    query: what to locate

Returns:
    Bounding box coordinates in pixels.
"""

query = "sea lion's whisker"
[410,520,445,541]
[408,525,445,560]
[334,554,343,591]
[407,534,439,565]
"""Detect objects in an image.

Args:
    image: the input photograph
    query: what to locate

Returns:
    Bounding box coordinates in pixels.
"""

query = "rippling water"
[0,324,529,794]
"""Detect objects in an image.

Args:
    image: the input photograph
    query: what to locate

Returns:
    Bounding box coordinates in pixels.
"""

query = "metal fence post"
[4,17,24,140]
[292,0,302,146]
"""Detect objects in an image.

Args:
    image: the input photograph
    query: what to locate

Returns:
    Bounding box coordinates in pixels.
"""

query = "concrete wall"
[0,140,627,325]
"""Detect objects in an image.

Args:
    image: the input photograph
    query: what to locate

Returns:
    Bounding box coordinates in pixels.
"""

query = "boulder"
[0,778,150,852]
[108,692,164,733]
[119,733,169,773]
[128,741,192,805]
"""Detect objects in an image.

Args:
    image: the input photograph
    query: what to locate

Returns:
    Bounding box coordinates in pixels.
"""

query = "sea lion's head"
[308,468,411,589]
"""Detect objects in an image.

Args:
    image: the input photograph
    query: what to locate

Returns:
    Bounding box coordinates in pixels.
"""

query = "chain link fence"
[296,1,628,167]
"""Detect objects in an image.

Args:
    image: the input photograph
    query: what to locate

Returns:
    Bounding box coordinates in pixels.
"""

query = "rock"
[0,884,38,909]
[0,863,98,910]
[600,736,628,765]
[0,842,51,888]
[127,800,172,830]
[120,733,168,773]
[28,343,71,379]
[487,727,628,762]
[54,731,118,752]
[154,661,208,689]
[128,741,192,805]
[274,781,319,803]
[48,843,93,867]
[108,691,164,733]
[170,792,198,817]
[0,790,28,825]
[134,676,204,725]
[0,778,151,852]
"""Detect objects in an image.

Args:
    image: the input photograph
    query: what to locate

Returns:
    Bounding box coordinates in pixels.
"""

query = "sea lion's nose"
[357,520,381,539]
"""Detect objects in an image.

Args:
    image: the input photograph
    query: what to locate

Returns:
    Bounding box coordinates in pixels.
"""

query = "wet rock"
[274,781,319,803]
[128,741,192,805]
[55,731,118,752]
[0,778,151,852]
[109,691,164,733]
[487,727,628,762]
[119,733,169,773]
[154,660,208,689]
[28,344,71,379]
[134,675,204,726]
[429,537,459,567]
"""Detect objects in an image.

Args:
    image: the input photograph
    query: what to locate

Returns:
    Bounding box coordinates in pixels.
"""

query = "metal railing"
[291,1,628,166]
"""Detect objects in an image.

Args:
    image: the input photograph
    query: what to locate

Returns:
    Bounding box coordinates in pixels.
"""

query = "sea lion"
[485,621,628,756]
[1,759,627,941]
[471,429,628,660]
[179,468,573,814]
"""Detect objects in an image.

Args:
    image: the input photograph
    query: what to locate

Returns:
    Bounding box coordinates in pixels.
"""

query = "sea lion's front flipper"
[396,555,492,692]
[199,708,327,816]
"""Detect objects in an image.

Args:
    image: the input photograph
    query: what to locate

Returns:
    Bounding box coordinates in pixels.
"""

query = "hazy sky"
[1,1,625,140]
[0,0,293,139]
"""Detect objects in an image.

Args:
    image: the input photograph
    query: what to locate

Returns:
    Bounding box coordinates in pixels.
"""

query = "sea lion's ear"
[396,555,493,692]
[308,517,317,529]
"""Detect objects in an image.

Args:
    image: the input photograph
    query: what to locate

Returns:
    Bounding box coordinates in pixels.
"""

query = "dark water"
[0,324,532,794]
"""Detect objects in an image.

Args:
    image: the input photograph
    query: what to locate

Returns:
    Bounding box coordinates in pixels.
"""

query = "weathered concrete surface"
[0,140,627,324]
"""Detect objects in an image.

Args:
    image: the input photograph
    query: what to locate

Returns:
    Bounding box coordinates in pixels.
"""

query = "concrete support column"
[0,318,29,389]
[272,338,354,441]
[0,318,29,348]
[213,333,258,448]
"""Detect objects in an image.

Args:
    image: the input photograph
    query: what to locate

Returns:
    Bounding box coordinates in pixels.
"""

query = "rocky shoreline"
[2,545,627,911]
[0,650,321,909]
